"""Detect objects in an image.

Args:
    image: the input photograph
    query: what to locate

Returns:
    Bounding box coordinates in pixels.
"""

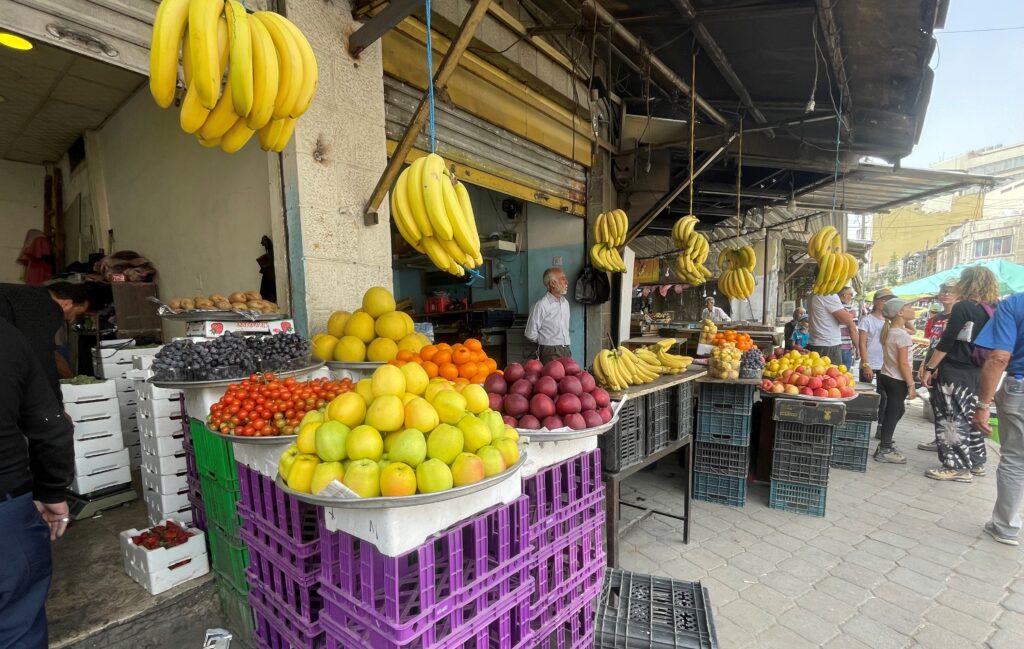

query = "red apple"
[541,415,564,430]
[579,392,597,412]
[591,388,611,408]
[535,376,558,398]
[826,367,841,378]
[781,369,795,382]
[503,415,518,426]
[597,406,613,423]
[840,386,855,398]
[835,375,848,388]
[785,385,800,395]
[564,413,587,430]
[542,360,566,380]
[811,365,826,377]
[523,359,543,375]
[488,393,503,411]
[828,387,842,398]
[555,393,582,415]
[559,358,582,376]
[796,374,810,387]
[771,382,786,394]
[795,365,809,375]
[581,410,603,428]
[558,376,583,396]
[761,379,774,391]
[800,387,814,396]
[822,377,837,390]
[807,377,823,390]
[578,372,597,393]
[503,394,529,417]
[530,393,556,419]
[504,363,525,382]
[813,388,828,398]
[518,414,541,430]
[510,379,533,397]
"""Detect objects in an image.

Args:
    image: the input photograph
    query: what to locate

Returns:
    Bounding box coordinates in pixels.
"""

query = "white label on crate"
[184,319,295,337]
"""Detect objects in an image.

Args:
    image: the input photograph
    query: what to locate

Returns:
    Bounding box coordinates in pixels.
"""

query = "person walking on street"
[874,299,917,464]
[972,291,1024,545]
[859,289,897,429]
[807,288,859,368]
[922,266,999,482]
[525,268,571,364]
[918,281,958,451]
[0,319,75,647]
[701,297,730,323]
[838,286,858,369]
[784,307,806,350]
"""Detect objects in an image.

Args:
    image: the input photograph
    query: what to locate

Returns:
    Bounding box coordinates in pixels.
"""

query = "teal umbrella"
[891,259,1024,297]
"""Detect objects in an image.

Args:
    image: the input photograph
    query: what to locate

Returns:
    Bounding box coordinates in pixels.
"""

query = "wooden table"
[603,368,706,568]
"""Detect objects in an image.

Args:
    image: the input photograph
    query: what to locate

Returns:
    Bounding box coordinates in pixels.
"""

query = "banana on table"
[671,216,711,285]
[590,210,629,273]
[592,339,694,391]
[717,245,757,300]
[150,0,318,153]
[806,225,860,295]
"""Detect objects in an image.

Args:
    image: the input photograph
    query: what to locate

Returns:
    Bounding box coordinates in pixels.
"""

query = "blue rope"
[425,0,436,152]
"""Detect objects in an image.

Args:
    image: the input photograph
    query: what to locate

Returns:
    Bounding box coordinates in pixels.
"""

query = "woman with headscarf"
[921,266,999,482]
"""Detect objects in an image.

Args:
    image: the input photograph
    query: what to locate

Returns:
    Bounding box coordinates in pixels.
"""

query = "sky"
[903,0,1024,168]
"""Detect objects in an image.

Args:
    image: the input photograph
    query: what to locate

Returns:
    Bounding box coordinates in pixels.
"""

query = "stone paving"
[617,400,1024,648]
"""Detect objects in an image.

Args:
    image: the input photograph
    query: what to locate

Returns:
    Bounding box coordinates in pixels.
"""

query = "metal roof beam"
[698,1,816,23]
[815,0,853,116]
[349,0,421,57]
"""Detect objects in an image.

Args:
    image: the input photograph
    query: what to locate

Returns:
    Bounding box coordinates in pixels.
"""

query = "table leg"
[605,475,620,568]
[683,440,692,544]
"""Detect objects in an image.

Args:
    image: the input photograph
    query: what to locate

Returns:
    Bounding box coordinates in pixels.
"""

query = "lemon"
[333,336,366,362]
[367,338,399,362]
[362,287,397,318]
[375,312,409,341]
[344,312,376,344]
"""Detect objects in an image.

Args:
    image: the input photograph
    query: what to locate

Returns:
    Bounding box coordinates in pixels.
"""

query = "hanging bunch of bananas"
[149,0,318,154]
[670,216,711,285]
[807,225,860,295]
[717,244,757,300]
[390,153,481,276]
[592,341,693,391]
[590,209,628,273]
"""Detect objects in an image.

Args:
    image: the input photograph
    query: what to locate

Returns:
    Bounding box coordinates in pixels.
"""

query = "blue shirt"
[791,329,810,348]
[974,293,1024,375]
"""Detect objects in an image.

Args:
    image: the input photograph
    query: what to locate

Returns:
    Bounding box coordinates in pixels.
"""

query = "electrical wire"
[688,49,696,216]
[425,0,436,152]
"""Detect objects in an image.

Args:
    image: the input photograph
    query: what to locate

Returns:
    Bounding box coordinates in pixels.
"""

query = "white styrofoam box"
[74,433,125,459]
[232,441,294,478]
[143,487,191,516]
[120,402,139,422]
[142,466,189,495]
[97,362,129,381]
[133,355,156,370]
[65,399,120,423]
[61,380,117,404]
[114,376,137,395]
[123,427,141,447]
[137,381,183,403]
[120,519,209,595]
[73,417,122,442]
[142,450,188,476]
[147,507,193,527]
[75,448,130,476]
[138,413,184,437]
[94,344,160,367]
[140,431,185,458]
[520,435,599,478]
[321,460,524,557]
[129,444,143,470]
[70,465,132,495]
[138,399,182,419]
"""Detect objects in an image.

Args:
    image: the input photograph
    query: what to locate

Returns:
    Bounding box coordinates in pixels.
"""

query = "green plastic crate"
[208,522,250,595]
[199,472,242,536]
[190,418,238,481]
[215,575,254,647]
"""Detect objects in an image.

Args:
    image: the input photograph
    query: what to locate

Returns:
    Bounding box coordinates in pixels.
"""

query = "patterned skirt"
[931,362,986,469]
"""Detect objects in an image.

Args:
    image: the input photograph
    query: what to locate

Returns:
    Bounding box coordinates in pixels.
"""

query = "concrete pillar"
[280,0,392,336]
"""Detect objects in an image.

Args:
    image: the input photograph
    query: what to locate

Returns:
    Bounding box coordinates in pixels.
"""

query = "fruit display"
[806,225,860,295]
[709,330,754,351]
[716,245,757,300]
[130,520,193,550]
[207,373,353,436]
[671,215,711,285]
[698,319,717,345]
[393,339,499,385]
[590,209,628,273]
[164,291,281,313]
[484,357,612,431]
[760,350,856,398]
[150,0,318,152]
[592,341,694,391]
[739,349,766,379]
[277,364,521,497]
[153,332,310,381]
[311,287,430,363]
[708,343,741,379]
[390,153,482,276]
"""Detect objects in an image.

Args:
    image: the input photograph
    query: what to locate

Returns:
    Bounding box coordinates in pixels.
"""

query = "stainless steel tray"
[759,390,857,403]
[149,362,325,389]
[517,417,618,442]
[276,452,526,508]
[159,310,285,322]
[325,361,385,371]
[209,430,298,445]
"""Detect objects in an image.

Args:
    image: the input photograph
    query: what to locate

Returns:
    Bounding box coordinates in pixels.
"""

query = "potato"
[229,292,247,303]
[244,291,262,301]
[231,301,248,310]
[180,299,195,311]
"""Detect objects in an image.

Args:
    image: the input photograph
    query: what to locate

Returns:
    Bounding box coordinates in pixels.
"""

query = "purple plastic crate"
[522,450,602,526]
[528,520,605,629]
[250,582,325,649]
[319,497,529,645]
[528,488,605,556]
[240,510,322,576]
[321,577,531,649]
[246,549,322,625]
[238,464,322,545]
[188,492,207,531]
[529,590,599,649]
[185,446,199,479]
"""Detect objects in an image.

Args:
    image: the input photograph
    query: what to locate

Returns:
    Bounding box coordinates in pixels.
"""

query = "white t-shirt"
[808,294,843,347]
[881,327,913,380]
[860,313,885,369]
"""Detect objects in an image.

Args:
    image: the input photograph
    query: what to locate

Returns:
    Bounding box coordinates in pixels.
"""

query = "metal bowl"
[516,416,618,442]
[149,362,325,388]
[208,430,298,445]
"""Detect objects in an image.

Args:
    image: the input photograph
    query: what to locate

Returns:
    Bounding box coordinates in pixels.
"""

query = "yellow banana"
[421,154,455,241]
[590,244,606,270]
[406,157,434,239]
[272,117,297,152]
[199,84,240,140]
[453,181,482,266]
[613,210,628,245]
[189,0,225,110]
[420,236,454,274]
[149,0,191,109]
[254,12,303,119]
[275,13,318,117]
[246,14,279,129]
[393,168,422,244]
[441,171,479,263]
[593,213,604,244]
[196,135,221,148]
[258,118,286,150]
[180,19,228,134]
[220,117,256,153]
[223,1,253,117]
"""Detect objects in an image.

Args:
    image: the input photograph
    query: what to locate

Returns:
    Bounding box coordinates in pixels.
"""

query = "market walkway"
[618,400,1024,649]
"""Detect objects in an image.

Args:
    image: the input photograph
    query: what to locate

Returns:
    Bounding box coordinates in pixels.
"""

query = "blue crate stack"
[693,383,755,507]
[769,399,847,517]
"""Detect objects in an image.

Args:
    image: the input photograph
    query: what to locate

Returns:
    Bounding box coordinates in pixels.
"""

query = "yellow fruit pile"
[590,210,628,273]
[717,245,756,300]
[807,225,859,295]
[671,215,711,285]
[698,319,717,345]
[592,340,693,390]
[391,153,481,276]
[311,287,430,363]
[278,364,521,497]
[709,342,741,379]
[763,349,855,382]
[149,0,317,153]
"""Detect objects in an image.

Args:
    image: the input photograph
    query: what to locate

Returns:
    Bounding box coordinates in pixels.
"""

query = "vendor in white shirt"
[525,267,571,364]
[701,297,730,323]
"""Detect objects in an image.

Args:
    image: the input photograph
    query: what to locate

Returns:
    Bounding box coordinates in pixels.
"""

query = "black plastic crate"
[695,409,751,447]
[832,420,872,445]
[595,569,719,649]
[771,449,831,486]
[773,398,846,426]
[692,472,746,508]
[694,442,749,478]
[672,381,695,441]
[773,420,833,456]
[646,389,672,454]
[698,382,755,411]
[845,390,882,421]
[831,443,869,472]
[602,397,645,472]
[769,479,827,517]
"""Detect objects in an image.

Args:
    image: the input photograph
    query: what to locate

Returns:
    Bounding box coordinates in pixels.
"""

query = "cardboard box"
[184,319,295,338]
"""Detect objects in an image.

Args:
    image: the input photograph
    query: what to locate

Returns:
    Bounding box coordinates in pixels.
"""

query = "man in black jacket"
[0,319,75,648]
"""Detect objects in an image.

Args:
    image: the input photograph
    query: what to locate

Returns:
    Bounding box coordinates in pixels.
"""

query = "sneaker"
[984,522,1020,546]
[925,467,973,482]
[917,441,937,451]
[874,446,907,464]
[971,465,987,476]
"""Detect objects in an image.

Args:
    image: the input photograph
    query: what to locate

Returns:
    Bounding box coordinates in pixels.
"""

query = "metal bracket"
[348,0,422,57]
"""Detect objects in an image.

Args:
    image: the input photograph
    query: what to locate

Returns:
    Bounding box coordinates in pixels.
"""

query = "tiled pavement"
[617,400,1024,648]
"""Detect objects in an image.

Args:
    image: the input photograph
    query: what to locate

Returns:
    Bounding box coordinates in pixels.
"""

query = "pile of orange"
[389,338,499,384]
[711,330,754,351]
